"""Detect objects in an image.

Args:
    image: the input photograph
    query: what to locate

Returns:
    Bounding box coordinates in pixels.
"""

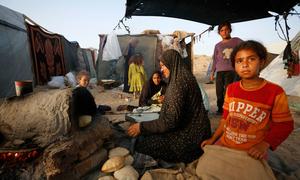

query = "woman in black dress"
[128,49,211,163]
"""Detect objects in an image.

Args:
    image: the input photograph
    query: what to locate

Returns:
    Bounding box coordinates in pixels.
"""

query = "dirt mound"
[0,88,71,147]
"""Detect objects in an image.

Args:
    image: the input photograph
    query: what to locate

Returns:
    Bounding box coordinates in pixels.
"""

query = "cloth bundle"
[196,145,276,180]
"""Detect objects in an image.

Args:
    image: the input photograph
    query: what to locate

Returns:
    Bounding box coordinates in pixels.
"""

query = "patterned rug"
[27,24,66,85]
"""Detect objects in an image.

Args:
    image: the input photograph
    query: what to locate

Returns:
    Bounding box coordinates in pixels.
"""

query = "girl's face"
[219,25,231,40]
[234,49,263,80]
[152,73,161,85]
[160,61,170,78]
[78,75,90,87]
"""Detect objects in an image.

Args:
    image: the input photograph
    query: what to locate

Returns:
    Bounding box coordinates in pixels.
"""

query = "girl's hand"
[127,123,141,137]
[210,73,215,81]
[201,138,215,149]
[247,141,270,160]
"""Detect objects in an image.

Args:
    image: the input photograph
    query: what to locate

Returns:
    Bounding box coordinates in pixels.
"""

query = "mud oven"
[0,89,112,179]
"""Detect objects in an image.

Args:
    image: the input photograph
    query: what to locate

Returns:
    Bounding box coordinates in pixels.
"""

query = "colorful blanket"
[27,24,66,85]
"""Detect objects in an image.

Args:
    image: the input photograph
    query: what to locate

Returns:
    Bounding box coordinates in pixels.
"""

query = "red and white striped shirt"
[221,79,294,150]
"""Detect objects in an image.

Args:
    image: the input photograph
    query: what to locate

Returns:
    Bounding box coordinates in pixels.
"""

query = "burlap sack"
[196,145,276,180]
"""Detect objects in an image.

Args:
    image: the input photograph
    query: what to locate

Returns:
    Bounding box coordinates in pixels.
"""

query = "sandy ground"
[90,55,300,178]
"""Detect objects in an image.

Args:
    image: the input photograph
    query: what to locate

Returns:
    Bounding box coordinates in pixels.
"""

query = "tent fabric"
[96,35,108,80]
[0,4,27,31]
[77,47,88,71]
[125,0,298,25]
[62,40,96,77]
[81,49,91,72]
[62,39,81,72]
[82,49,97,78]
[74,48,97,78]
[96,34,159,82]
[0,5,33,98]
[97,59,120,81]
[260,31,300,97]
[119,35,159,78]
[0,4,97,98]
[90,49,98,67]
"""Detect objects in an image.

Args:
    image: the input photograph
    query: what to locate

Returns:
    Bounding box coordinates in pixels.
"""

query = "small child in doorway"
[198,40,294,179]
[128,53,147,98]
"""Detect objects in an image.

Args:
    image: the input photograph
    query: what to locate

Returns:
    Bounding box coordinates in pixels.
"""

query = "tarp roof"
[125,0,299,25]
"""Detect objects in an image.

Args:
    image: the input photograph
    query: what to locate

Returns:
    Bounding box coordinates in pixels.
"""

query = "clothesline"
[193,25,215,43]
[113,16,131,34]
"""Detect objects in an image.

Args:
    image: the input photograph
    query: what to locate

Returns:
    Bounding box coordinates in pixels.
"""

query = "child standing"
[198,40,294,179]
[128,54,147,98]
[210,21,243,114]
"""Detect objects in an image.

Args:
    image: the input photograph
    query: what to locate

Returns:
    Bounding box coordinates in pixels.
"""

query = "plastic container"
[15,80,33,96]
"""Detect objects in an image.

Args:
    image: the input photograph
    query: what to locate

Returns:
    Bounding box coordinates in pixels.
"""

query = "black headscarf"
[161,49,191,84]
[138,70,167,106]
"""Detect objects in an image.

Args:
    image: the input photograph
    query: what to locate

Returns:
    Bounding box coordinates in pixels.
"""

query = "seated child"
[72,70,97,128]
[198,40,294,179]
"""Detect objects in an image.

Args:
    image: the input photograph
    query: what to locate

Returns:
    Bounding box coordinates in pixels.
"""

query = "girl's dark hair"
[230,40,267,68]
[129,53,144,65]
[218,21,232,33]
[149,70,162,83]
[151,70,162,78]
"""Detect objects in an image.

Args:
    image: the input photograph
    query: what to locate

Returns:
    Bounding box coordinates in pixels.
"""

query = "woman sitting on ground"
[127,49,211,163]
[138,70,167,107]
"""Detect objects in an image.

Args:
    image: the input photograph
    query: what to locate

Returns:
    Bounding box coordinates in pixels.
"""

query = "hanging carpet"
[27,23,66,85]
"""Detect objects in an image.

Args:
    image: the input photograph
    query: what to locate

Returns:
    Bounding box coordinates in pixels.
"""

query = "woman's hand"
[201,138,215,149]
[247,141,270,160]
[158,95,165,103]
[127,123,141,137]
